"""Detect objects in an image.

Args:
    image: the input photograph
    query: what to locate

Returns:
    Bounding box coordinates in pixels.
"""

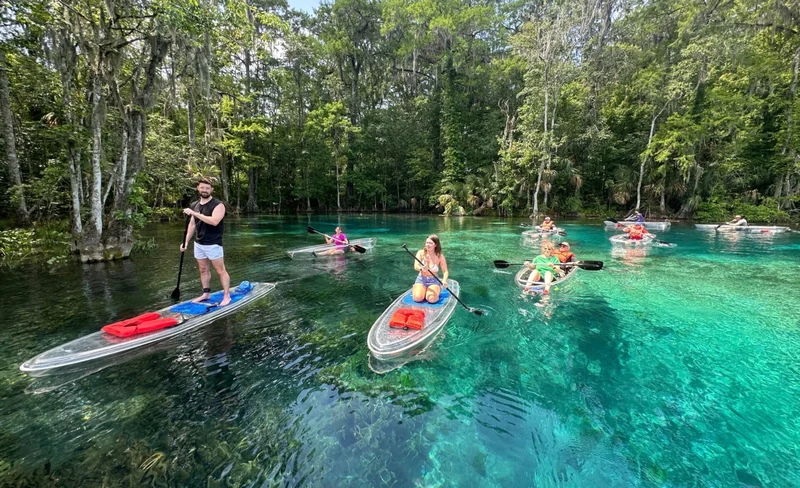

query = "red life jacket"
[628,225,646,239]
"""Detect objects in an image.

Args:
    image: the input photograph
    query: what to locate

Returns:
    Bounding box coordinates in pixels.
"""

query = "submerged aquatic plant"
[0,228,70,268]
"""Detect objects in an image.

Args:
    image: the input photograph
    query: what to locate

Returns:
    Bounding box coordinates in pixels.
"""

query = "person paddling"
[623,222,649,240]
[624,211,645,223]
[727,215,747,226]
[181,178,231,306]
[412,235,449,303]
[315,226,354,256]
[539,216,555,232]
[554,242,577,263]
[522,242,564,295]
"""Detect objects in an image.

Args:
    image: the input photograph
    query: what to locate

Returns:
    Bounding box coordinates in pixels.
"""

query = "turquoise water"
[1,216,798,486]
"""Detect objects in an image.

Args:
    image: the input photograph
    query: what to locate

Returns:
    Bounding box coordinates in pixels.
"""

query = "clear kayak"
[514,265,578,292]
[695,224,790,233]
[286,238,377,259]
[609,234,655,246]
[604,220,671,231]
[20,282,276,376]
[367,280,460,363]
[522,228,564,242]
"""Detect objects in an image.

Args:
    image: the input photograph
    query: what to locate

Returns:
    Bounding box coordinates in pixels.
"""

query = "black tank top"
[192,198,224,246]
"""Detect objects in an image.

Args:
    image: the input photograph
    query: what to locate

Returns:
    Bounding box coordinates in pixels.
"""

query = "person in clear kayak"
[624,211,645,222]
[623,222,649,240]
[412,234,449,303]
[726,215,747,226]
[315,226,355,256]
[554,242,577,263]
[538,216,555,231]
[523,242,564,295]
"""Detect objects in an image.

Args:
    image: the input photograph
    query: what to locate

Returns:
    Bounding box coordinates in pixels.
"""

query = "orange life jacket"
[555,251,575,263]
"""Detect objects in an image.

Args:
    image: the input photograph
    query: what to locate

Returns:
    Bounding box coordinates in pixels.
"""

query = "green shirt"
[533,255,561,276]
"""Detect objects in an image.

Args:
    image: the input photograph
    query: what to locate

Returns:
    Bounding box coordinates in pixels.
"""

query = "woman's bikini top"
[421,254,440,273]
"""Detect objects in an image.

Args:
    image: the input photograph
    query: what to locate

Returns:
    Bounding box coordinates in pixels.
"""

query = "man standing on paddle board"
[181,178,231,306]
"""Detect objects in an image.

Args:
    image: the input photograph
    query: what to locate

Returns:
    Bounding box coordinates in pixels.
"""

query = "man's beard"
[199,191,211,198]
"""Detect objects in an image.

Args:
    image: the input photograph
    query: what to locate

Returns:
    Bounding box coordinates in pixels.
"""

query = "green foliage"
[695,198,791,223]
[0,227,71,268]
[148,207,182,223]
[131,237,159,254]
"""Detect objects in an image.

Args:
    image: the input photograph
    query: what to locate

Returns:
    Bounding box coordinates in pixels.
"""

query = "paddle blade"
[493,260,512,268]
[470,308,486,316]
[576,260,603,271]
[306,226,318,234]
[557,230,567,236]
[170,287,180,300]
[353,244,367,253]
[607,217,619,223]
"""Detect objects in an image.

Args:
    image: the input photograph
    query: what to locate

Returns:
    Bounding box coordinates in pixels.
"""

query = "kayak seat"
[389,308,426,330]
[400,288,450,308]
[102,317,179,337]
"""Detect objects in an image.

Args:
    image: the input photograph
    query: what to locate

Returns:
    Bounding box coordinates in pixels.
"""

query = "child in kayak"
[623,223,649,240]
[523,243,564,294]
[412,234,449,303]
[316,226,354,256]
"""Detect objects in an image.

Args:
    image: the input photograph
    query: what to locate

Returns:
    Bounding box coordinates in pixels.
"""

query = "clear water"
[1,216,798,487]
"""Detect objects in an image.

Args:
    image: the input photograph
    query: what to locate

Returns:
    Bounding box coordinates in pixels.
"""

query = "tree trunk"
[246,167,258,213]
[346,57,361,202]
[104,121,128,206]
[188,89,196,146]
[335,161,342,211]
[532,63,550,218]
[637,103,668,211]
[0,49,29,225]
[81,72,106,262]
[220,152,231,202]
[678,164,702,218]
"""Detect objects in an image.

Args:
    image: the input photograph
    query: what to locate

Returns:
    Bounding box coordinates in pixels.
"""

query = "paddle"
[401,244,485,316]
[306,226,367,253]
[494,260,604,271]
[642,234,675,247]
[606,216,624,228]
[171,216,191,300]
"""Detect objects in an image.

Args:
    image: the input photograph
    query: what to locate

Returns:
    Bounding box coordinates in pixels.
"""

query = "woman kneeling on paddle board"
[523,242,564,295]
[412,235,449,303]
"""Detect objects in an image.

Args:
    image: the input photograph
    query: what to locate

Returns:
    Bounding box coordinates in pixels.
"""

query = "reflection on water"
[0,217,798,486]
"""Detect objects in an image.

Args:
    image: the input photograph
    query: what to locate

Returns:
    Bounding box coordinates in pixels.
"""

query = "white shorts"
[194,243,224,260]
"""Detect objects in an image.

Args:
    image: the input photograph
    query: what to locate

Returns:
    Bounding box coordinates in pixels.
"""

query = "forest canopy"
[1,0,798,261]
